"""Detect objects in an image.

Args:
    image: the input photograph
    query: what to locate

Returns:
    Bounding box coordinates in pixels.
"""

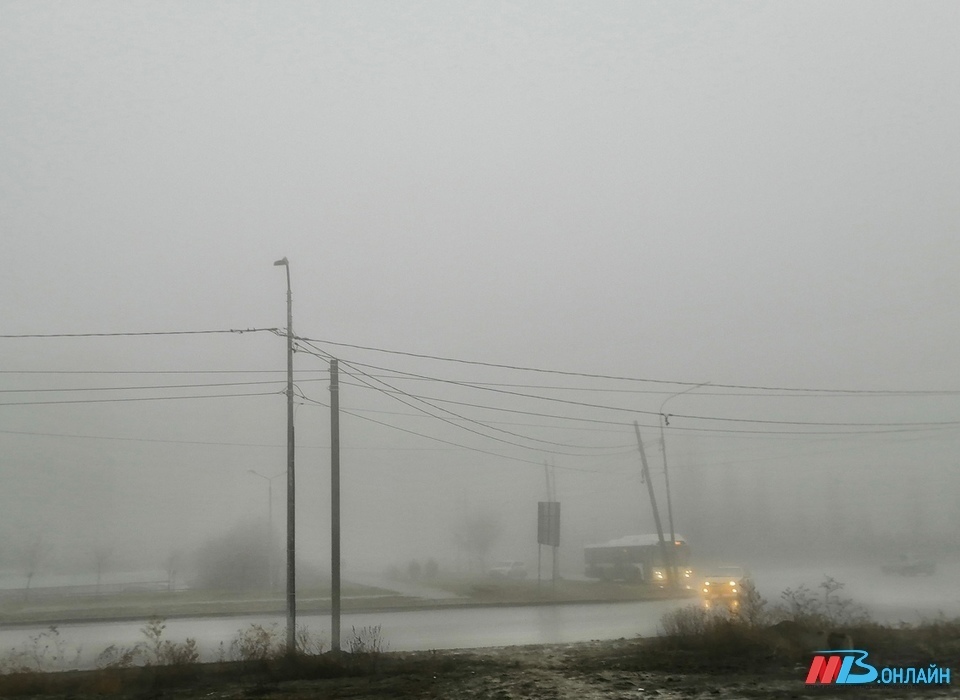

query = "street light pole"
[274,256,296,656]
[659,382,710,543]
[248,470,284,591]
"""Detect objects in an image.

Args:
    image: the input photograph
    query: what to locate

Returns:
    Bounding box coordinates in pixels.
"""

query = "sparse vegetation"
[94,616,200,668]
[650,576,960,672]
[229,622,284,661]
[295,624,327,656]
[0,597,957,698]
[1,576,958,698]
[773,575,870,628]
[347,624,385,655]
[0,626,80,674]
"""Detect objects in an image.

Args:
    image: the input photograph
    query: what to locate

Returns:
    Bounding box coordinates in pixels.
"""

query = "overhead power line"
[339,362,633,453]
[320,358,960,430]
[295,391,605,472]
[0,328,279,338]
[0,428,462,451]
[299,340,626,455]
[0,390,281,407]
[299,346,958,442]
[0,369,326,375]
[0,379,315,394]
[299,335,959,396]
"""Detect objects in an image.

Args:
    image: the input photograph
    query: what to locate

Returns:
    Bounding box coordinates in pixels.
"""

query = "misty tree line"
[0,509,504,595]
[670,458,960,562]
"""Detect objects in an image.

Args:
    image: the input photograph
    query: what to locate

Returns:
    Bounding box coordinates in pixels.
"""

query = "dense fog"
[1,2,958,614]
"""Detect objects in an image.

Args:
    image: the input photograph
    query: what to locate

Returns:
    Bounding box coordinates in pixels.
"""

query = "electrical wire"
[317,358,960,430]
[297,335,960,395]
[299,340,632,454]
[0,391,281,407]
[335,380,633,431]
[0,328,278,338]
[295,390,605,472]
[0,428,463,451]
[0,379,319,394]
[345,374,960,399]
[0,369,326,375]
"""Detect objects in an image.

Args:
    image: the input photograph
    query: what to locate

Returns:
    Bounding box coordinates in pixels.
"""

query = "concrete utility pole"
[329,358,341,652]
[634,421,677,590]
[274,256,296,655]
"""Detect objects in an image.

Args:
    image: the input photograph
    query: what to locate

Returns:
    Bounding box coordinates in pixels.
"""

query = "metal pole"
[330,358,341,652]
[659,382,709,545]
[659,415,675,544]
[274,257,296,656]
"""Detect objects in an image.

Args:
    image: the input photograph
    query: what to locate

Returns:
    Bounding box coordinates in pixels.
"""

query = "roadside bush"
[772,576,869,628]
[96,616,199,668]
[0,626,80,673]
[296,624,327,656]
[736,578,769,627]
[658,604,768,659]
[229,623,284,661]
[659,604,724,638]
[654,577,874,667]
[348,625,385,655]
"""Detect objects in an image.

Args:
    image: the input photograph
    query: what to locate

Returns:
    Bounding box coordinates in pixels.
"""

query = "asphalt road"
[3,560,958,672]
[0,598,689,670]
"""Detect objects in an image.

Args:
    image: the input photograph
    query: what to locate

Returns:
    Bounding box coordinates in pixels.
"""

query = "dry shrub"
[229,623,284,661]
[96,616,199,668]
[0,625,81,674]
[659,604,723,638]
[296,624,327,656]
[347,625,385,655]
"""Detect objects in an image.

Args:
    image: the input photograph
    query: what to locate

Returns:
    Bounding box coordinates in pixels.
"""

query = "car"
[880,554,936,576]
[489,560,528,580]
[699,565,749,600]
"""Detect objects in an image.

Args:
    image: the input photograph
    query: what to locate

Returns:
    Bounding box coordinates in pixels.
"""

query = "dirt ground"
[99,639,960,700]
[2,636,958,698]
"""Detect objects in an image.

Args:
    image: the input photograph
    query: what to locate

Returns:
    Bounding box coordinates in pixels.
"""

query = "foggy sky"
[1,2,958,576]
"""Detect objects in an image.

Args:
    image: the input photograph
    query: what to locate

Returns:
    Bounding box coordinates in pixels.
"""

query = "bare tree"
[92,544,113,596]
[193,520,271,591]
[165,549,182,592]
[20,535,52,602]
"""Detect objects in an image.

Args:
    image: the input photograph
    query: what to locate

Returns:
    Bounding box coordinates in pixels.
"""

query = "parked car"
[489,560,528,579]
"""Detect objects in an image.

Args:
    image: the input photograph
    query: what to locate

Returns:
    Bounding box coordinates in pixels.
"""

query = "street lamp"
[274,256,296,656]
[659,381,710,543]
[248,469,284,591]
